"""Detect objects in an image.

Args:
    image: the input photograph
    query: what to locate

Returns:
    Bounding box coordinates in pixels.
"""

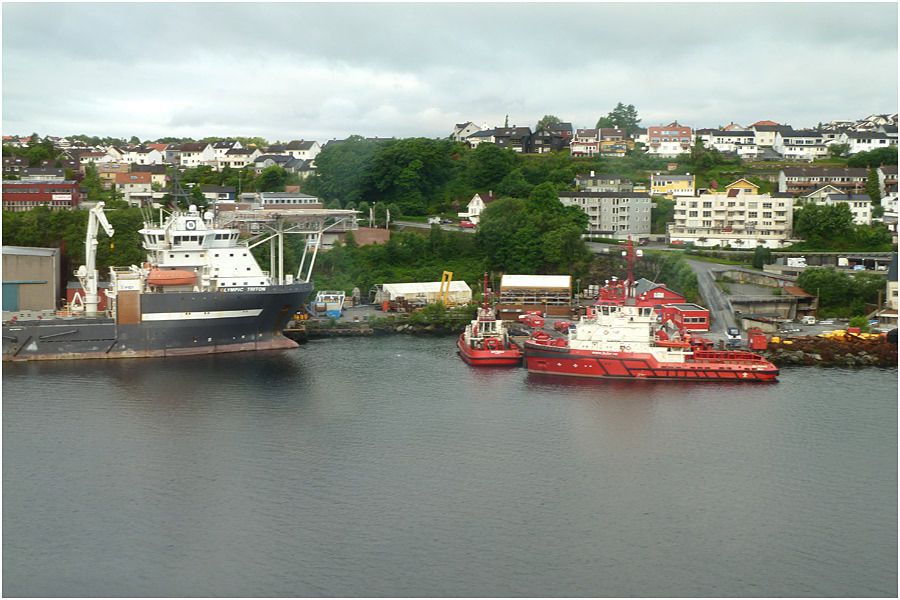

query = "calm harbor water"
[3,335,897,597]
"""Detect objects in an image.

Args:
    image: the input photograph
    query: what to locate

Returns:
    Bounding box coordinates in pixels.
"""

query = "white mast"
[75,202,115,315]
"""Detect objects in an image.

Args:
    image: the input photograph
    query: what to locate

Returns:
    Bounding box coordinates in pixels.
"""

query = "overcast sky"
[2,2,897,143]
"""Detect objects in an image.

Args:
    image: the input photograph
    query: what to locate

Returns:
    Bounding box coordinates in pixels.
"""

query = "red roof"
[751,120,780,127]
[114,172,151,184]
[783,285,814,298]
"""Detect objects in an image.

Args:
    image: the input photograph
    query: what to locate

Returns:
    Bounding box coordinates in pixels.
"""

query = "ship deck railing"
[691,350,770,363]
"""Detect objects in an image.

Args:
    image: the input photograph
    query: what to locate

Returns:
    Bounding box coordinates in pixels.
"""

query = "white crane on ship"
[74,202,115,316]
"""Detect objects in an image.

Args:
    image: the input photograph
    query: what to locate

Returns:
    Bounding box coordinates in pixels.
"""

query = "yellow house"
[650,173,695,198]
[723,178,759,195]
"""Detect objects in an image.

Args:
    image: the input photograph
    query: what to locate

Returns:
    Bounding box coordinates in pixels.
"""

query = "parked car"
[726,326,742,348]
[459,220,476,229]
[800,316,816,325]
[440,219,453,224]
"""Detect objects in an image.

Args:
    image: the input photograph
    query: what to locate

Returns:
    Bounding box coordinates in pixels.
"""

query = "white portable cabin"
[498,274,573,317]
[380,281,473,305]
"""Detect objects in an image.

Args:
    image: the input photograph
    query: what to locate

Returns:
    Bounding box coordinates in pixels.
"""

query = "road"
[684,259,737,337]
[394,220,476,234]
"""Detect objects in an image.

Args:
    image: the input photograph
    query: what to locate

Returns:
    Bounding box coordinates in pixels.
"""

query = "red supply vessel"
[458,273,523,366]
[523,239,778,382]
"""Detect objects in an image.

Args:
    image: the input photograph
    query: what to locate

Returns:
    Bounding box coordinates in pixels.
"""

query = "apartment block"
[778,167,868,195]
[558,191,651,239]
[668,190,795,249]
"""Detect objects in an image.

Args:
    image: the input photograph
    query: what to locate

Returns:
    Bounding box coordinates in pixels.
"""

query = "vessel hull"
[3,283,312,361]
[457,334,522,366]
[524,343,778,381]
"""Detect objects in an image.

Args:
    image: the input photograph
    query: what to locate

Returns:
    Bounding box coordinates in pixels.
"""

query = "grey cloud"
[3,3,896,141]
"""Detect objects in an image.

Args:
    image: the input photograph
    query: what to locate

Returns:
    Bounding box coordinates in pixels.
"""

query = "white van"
[801,316,816,325]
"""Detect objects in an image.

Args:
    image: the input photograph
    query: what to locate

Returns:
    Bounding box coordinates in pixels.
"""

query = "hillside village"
[4,112,897,250]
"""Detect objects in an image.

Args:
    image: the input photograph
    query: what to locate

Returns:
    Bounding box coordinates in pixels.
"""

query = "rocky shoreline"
[761,336,897,368]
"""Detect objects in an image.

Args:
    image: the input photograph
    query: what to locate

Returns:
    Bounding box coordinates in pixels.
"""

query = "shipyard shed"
[497,274,572,318]
[377,281,472,306]
[2,246,61,312]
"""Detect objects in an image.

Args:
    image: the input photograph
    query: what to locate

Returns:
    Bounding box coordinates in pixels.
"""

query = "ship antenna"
[622,235,636,301]
[483,271,490,311]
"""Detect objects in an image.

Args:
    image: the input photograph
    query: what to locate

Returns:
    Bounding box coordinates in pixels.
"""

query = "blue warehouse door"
[2,283,20,311]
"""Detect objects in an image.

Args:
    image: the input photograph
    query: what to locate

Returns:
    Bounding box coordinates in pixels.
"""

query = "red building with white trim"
[2,179,81,212]
[660,303,710,332]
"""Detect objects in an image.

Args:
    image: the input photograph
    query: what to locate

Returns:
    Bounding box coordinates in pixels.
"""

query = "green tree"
[752,245,773,269]
[797,267,885,317]
[535,115,561,131]
[828,143,850,158]
[793,203,854,244]
[865,167,882,202]
[847,315,871,333]
[595,116,615,129]
[847,146,897,168]
[496,169,533,198]
[368,138,457,215]
[308,135,386,207]
[466,143,517,190]
[476,183,590,274]
[651,197,674,234]
[256,165,288,192]
[601,102,641,135]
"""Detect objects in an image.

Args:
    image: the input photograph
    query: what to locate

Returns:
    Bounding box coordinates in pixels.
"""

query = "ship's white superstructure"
[139,206,272,290]
[570,304,690,364]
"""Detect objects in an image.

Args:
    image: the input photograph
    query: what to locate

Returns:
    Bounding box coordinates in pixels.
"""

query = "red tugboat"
[457,273,523,366]
[523,240,778,382]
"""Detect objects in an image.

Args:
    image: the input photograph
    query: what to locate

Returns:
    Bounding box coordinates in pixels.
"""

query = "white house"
[122,147,165,165]
[708,130,758,158]
[78,151,114,166]
[457,191,496,224]
[839,131,893,154]
[285,140,321,162]
[466,129,495,149]
[773,130,828,161]
[217,148,261,171]
[632,128,648,145]
[802,186,872,225]
[115,172,153,207]
[450,122,482,142]
[210,140,242,161]
[751,124,789,147]
[177,142,215,168]
[104,146,127,162]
